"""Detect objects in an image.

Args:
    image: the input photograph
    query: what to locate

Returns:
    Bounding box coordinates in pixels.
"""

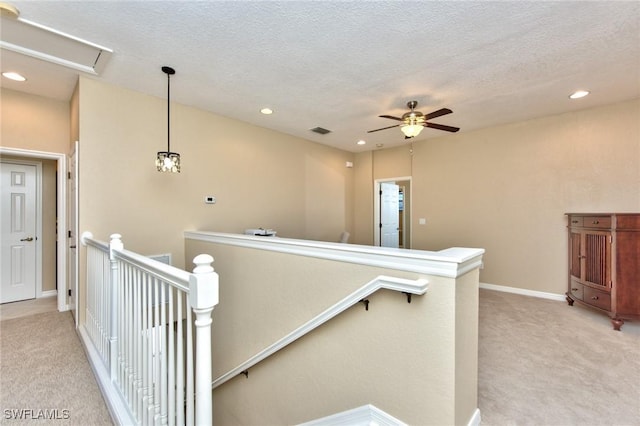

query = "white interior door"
[68,142,79,322]
[1,162,38,303]
[380,182,400,248]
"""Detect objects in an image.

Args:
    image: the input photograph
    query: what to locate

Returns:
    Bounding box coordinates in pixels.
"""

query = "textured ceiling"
[1,1,639,152]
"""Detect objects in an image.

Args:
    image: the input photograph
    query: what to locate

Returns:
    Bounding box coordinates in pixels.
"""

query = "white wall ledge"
[184,231,484,278]
[297,404,408,426]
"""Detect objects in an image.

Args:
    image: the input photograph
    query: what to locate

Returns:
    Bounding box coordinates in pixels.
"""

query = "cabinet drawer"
[583,287,611,311]
[569,280,584,301]
[583,216,611,229]
[568,216,583,227]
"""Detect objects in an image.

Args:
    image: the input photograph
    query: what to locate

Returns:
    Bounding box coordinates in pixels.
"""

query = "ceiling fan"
[368,101,460,139]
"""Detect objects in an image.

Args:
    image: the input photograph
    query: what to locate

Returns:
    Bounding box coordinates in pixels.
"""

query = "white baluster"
[160,280,168,425]
[134,268,142,421]
[168,286,175,426]
[175,292,184,426]
[185,303,193,426]
[153,277,161,424]
[189,254,219,426]
[109,234,123,382]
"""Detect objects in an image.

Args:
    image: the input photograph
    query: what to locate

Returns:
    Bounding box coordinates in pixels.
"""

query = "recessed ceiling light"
[357,140,366,145]
[260,107,273,115]
[569,90,590,99]
[2,71,26,82]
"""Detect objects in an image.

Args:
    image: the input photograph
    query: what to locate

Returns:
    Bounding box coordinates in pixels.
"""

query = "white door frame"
[374,176,412,247]
[69,141,79,326]
[0,147,68,312]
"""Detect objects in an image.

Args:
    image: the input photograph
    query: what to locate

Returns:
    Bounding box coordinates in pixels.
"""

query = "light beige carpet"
[0,311,113,425]
[478,289,640,426]
[1,291,638,426]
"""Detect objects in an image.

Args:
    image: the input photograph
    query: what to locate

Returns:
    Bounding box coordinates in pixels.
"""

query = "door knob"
[20,237,34,242]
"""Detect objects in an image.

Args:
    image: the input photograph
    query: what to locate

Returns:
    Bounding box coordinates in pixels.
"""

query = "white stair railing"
[81,232,218,426]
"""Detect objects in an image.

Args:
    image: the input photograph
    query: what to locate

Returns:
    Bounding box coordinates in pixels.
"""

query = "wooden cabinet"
[566,213,640,330]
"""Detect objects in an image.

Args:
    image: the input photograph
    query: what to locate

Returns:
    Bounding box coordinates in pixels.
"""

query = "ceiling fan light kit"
[368,100,460,139]
[401,123,424,138]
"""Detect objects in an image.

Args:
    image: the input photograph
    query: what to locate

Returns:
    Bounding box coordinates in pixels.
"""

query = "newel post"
[189,254,219,425]
[109,234,123,382]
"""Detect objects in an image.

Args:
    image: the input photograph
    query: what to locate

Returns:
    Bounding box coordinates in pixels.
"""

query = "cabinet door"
[583,231,612,291]
[569,230,582,281]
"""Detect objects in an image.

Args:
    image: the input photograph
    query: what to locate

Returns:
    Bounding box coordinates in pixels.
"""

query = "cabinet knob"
[572,220,579,224]
[592,220,599,224]
[591,296,599,300]
[571,288,578,291]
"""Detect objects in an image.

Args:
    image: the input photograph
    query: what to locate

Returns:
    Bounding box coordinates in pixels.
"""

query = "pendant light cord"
[161,65,175,153]
[167,71,171,153]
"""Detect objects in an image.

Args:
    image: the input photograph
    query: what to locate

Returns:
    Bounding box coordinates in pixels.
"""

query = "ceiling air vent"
[0,16,112,75]
[310,127,332,135]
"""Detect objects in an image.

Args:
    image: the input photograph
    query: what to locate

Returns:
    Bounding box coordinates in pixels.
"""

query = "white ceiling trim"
[0,16,112,75]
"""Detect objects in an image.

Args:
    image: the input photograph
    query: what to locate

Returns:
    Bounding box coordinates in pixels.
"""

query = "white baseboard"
[77,325,136,426]
[467,408,481,426]
[39,290,57,298]
[480,282,566,302]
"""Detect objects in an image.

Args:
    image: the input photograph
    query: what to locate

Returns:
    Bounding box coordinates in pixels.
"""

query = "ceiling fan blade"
[379,114,403,121]
[367,124,400,133]
[423,108,453,121]
[425,122,460,133]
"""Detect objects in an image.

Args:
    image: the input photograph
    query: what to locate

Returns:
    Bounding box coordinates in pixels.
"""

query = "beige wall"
[186,238,478,425]
[77,77,355,269]
[1,88,70,295]
[355,99,640,295]
[5,80,639,301]
[353,151,373,245]
[1,88,71,153]
[70,83,79,144]
[455,269,479,425]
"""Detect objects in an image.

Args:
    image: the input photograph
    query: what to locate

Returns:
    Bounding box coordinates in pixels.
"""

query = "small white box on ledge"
[244,228,277,237]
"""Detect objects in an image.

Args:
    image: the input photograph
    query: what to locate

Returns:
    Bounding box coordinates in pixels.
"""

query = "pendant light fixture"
[156,66,180,172]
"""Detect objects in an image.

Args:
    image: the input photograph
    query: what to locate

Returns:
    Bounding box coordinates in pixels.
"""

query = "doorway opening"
[374,177,411,249]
